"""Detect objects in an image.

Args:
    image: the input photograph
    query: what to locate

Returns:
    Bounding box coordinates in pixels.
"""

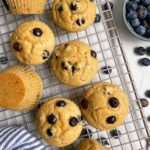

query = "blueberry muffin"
[36,98,83,147]
[11,20,55,65]
[3,0,46,14]
[52,0,96,32]
[50,41,99,87]
[0,65,43,112]
[76,139,107,150]
[80,82,129,130]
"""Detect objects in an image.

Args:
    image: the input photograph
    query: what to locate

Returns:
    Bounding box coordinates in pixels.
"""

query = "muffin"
[36,98,83,147]
[0,65,43,112]
[3,0,46,14]
[80,82,129,130]
[50,41,99,87]
[11,20,55,65]
[75,139,107,150]
[52,0,96,32]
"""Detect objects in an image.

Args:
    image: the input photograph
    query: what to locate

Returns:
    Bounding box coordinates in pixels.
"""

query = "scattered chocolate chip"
[109,97,119,108]
[80,128,93,138]
[97,137,109,146]
[0,57,8,65]
[70,3,77,11]
[102,66,112,74]
[47,129,53,136]
[42,50,50,60]
[69,117,79,126]
[104,1,113,10]
[58,5,63,13]
[47,114,57,124]
[91,50,97,58]
[13,42,22,52]
[33,28,43,37]
[81,99,88,109]
[145,90,150,98]
[94,14,101,23]
[110,129,121,139]
[56,100,66,107]
[106,116,116,124]
[140,98,149,107]
[61,62,67,70]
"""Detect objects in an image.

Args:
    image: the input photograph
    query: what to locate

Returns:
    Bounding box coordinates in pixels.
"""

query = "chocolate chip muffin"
[52,0,96,32]
[11,20,55,65]
[36,98,83,147]
[75,139,107,150]
[80,82,129,130]
[50,41,99,87]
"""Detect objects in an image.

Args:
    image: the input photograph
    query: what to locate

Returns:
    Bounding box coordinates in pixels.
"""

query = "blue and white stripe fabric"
[0,126,46,150]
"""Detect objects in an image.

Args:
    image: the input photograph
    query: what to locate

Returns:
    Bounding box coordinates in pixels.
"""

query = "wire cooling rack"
[0,0,150,149]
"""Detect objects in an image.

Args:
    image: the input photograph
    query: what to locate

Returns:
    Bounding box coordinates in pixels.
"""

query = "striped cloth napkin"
[0,126,46,150]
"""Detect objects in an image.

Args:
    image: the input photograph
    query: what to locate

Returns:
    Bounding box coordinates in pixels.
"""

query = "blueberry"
[47,129,52,136]
[145,27,150,37]
[109,97,119,108]
[147,12,150,18]
[129,0,140,3]
[91,50,97,58]
[145,90,150,98]
[104,1,113,10]
[140,98,149,107]
[137,6,148,19]
[69,117,79,126]
[0,57,8,65]
[102,66,112,74]
[56,100,66,107]
[146,47,150,55]
[135,25,146,36]
[110,129,121,139]
[106,116,116,124]
[81,99,88,109]
[147,4,150,11]
[127,10,137,19]
[47,114,57,124]
[94,14,101,23]
[134,47,146,55]
[13,42,22,52]
[42,50,50,60]
[141,0,150,5]
[98,137,109,146]
[33,28,42,37]
[130,18,140,27]
[80,128,93,138]
[70,3,77,11]
[147,116,150,122]
[141,20,149,28]
[139,58,150,66]
[126,1,138,11]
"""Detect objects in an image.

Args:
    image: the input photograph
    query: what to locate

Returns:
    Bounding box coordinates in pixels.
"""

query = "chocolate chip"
[110,129,121,139]
[70,3,77,11]
[13,42,22,52]
[47,129,52,136]
[69,117,79,126]
[76,19,81,26]
[42,50,50,60]
[98,137,109,146]
[109,97,119,108]
[71,65,76,74]
[106,116,116,124]
[90,0,94,2]
[80,128,93,138]
[58,5,63,13]
[64,44,69,47]
[61,62,67,70]
[56,100,66,107]
[33,28,43,37]
[47,114,57,124]
[76,18,85,26]
[140,98,149,107]
[102,66,112,74]
[0,57,8,65]
[81,99,88,109]
[81,18,85,24]
[91,50,97,58]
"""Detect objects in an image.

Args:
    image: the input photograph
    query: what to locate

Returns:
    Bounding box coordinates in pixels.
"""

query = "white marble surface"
[111,0,150,120]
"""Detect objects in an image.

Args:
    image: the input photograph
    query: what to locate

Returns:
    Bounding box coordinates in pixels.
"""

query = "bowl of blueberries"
[123,0,150,41]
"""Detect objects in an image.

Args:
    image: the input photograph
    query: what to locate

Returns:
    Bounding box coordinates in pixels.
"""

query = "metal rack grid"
[0,0,150,149]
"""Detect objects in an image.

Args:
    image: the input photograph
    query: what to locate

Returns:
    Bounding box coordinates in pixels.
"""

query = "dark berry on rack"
[127,11,137,19]
[139,58,150,66]
[135,25,146,36]
[80,128,93,138]
[104,1,113,10]
[47,129,53,136]
[110,129,121,139]
[0,57,8,65]
[47,114,57,124]
[97,137,109,146]
[61,62,68,70]
[106,116,116,124]
[109,97,119,108]
[140,98,149,107]
[147,116,150,122]
[134,47,146,55]
[126,1,137,11]
[146,47,150,55]
[70,3,77,11]
[58,5,63,13]
[91,50,97,58]
[94,14,101,23]
[141,20,149,29]
[56,100,66,107]
[145,90,150,98]
[81,99,88,109]
[130,18,140,27]
[42,50,50,60]
[33,28,43,37]
[141,0,150,5]
[13,42,22,52]
[137,6,148,19]
[69,117,79,126]
[102,66,112,74]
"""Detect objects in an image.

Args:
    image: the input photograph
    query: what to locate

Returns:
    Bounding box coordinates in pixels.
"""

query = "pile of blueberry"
[126,0,150,37]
